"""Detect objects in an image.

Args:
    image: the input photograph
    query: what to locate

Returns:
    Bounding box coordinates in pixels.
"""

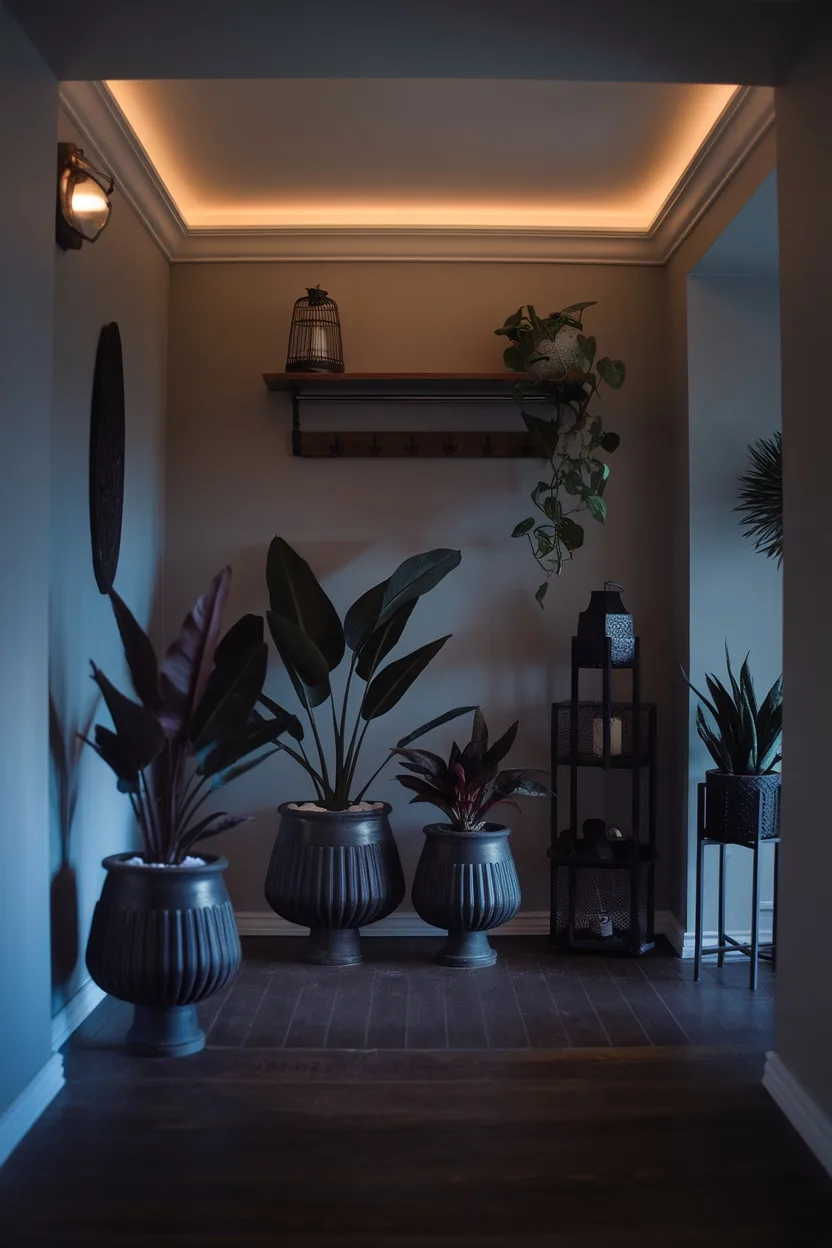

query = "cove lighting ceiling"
[104,79,738,235]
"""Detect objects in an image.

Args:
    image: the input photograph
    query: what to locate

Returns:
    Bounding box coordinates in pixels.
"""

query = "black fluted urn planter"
[411,824,522,968]
[265,801,405,965]
[86,853,241,1057]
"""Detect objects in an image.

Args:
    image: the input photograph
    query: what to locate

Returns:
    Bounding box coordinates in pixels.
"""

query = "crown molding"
[62,83,774,266]
[650,85,775,263]
[58,80,185,261]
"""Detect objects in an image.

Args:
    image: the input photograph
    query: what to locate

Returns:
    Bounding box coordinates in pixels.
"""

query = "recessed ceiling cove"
[106,78,736,232]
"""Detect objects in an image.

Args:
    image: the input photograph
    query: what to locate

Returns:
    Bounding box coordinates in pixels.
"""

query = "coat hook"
[405,435,420,456]
[329,435,344,456]
[481,435,495,456]
[443,436,459,456]
[369,435,382,456]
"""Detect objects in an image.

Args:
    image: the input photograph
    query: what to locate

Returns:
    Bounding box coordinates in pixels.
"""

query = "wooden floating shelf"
[262,371,544,458]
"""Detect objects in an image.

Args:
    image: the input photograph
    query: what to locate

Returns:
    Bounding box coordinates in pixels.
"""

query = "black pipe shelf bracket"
[262,372,548,459]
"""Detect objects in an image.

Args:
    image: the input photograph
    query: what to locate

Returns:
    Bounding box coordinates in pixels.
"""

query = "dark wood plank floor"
[2,938,826,1246]
[62,935,776,1054]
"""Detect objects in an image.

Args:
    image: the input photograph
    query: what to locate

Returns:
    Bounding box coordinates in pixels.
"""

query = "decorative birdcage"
[285,286,344,373]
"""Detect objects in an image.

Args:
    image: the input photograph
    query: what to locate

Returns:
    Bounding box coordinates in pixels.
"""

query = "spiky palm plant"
[736,431,782,564]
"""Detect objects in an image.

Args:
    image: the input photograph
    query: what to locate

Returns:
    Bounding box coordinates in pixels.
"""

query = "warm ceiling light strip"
[104,80,739,235]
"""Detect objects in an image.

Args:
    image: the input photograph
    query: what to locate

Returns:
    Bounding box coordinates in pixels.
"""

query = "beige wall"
[166,261,673,916]
[49,113,169,1014]
[774,19,832,1123]
[0,1,56,1122]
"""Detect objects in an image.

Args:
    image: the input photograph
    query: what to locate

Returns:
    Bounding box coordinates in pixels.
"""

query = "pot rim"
[278,800,392,818]
[423,822,510,839]
[705,769,781,782]
[101,851,230,873]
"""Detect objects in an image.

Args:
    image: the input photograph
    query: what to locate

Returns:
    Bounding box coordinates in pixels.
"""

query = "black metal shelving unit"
[549,634,657,956]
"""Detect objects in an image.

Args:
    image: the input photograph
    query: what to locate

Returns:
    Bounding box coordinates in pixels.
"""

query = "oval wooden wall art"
[89,321,125,594]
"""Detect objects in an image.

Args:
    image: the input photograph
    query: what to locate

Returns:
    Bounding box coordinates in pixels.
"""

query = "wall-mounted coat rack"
[262,373,547,458]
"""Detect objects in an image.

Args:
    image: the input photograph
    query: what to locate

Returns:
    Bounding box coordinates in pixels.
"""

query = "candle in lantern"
[592,716,622,757]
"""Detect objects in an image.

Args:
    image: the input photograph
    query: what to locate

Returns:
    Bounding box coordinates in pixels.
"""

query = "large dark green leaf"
[396,705,478,749]
[395,774,455,821]
[377,550,461,628]
[587,495,607,524]
[267,611,331,709]
[344,580,387,651]
[512,518,535,538]
[597,357,626,389]
[177,812,251,857]
[257,691,304,741]
[558,517,584,551]
[158,567,231,740]
[208,746,280,791]
[535,581,549,608]
[357,599,417,681]
[362,637,450,722]
[266,537,345,671]
[213,614,264,669]
[90,663,166,772]
[492,768,550,797]
[393,748,449,781]
[561,301,597,316]
[503,344,526,371]
[191,642,268,750]
[198,714,288,777]
[87,725,140,792]
[108,589,159,710]
[483,721,519,769]
[601,431,620,453]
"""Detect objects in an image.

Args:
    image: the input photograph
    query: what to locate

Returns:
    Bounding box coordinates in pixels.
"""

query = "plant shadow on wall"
[495,302,626,606]
[48,689,99,996]
[259,539,475,964]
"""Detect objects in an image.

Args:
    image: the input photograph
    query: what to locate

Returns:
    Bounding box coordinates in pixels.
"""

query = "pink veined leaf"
[158,568,232,740]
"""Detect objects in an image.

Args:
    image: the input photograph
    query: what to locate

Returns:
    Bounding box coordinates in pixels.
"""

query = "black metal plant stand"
[549,635,657,956]
[693,781,780,990]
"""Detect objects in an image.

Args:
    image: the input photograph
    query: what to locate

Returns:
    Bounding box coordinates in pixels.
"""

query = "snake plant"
[684,647,782,775]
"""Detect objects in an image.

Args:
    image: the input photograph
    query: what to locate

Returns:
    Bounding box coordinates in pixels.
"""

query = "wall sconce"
[56,142,114,251]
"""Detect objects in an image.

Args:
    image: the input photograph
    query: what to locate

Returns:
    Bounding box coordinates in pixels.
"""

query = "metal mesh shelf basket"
[552,701,655,766]
[552,858,652,954]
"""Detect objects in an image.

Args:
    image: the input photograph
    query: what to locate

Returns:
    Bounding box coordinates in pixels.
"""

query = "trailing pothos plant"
[393,708,548,831]
[495,301,626,606]
[256,538,474,811]
[84,569,285,864]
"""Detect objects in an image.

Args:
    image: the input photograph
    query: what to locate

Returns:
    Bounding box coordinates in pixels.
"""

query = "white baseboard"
[0,1054,64,1169]
[678,926,774,961]
[237,908,682,946]
[764,1051,832,1177]
[51,978,107,1052]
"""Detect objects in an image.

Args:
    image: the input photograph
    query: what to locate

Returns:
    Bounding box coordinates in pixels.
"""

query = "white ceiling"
[105,79,737,233]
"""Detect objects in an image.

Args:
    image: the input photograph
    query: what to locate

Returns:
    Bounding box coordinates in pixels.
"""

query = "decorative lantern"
[285,287,344,373]
[575,580,635,667]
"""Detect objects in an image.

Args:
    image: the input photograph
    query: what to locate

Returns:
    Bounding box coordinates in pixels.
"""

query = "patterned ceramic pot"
[265,802,405,965]
[411,824,522,968]
[526,324,587,381]
[86,853,241,1057]
[705,771,781,844]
